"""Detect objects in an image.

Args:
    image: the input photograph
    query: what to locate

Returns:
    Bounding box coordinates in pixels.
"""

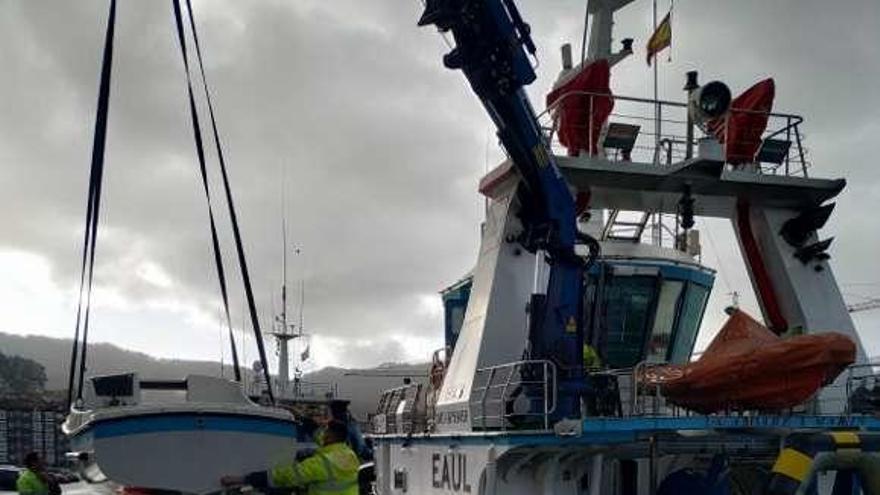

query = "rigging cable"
[175,0,275,402]
[170,0,243,384]
[67,0,117,409]
[579,0,590,64]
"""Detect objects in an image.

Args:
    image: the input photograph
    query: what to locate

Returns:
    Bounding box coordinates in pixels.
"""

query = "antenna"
[728,291,741,308]
[298,276,305,333]
[282,161,288,333]
[265,159,311,399]
[271,161,295,398]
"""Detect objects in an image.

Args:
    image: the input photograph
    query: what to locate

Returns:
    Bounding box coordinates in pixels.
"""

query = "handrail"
[844,361,880,414]
[470,359,557,431]
[539,90,804,127]
[537,89,808,176]
[478,367,497,430]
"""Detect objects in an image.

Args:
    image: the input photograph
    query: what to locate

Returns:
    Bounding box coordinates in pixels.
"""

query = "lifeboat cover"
[641,309,855,413]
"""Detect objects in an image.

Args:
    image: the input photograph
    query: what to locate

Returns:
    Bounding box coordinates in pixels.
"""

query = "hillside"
[0,332,238,390]
[0,332,425,418]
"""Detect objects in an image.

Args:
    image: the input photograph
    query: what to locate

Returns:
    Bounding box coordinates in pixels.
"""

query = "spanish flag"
[646,11,672,66]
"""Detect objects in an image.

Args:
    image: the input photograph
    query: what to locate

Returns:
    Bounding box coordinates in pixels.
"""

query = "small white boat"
[63,373,305,494]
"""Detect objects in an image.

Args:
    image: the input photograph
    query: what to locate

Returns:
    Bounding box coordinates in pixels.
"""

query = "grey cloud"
[2,0,879,365]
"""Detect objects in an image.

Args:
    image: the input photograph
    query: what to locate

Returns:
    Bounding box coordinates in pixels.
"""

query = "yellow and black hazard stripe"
[766,431,880,495]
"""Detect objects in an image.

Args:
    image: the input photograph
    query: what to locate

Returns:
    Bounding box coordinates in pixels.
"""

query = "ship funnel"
[688,80,732,127]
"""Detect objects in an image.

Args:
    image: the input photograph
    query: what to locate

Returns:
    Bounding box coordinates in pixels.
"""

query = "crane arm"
[419,0,577,250]
[419,0,596,421]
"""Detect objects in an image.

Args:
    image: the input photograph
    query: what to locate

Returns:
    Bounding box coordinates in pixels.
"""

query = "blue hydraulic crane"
[419,0,599,420]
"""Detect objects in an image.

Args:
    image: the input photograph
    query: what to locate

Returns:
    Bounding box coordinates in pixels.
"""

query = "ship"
[366,0,880,494]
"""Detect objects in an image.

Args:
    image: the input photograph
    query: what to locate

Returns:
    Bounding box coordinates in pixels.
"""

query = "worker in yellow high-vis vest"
[17,452,59,495]
[583,343,602,371]
[222,420,360,495]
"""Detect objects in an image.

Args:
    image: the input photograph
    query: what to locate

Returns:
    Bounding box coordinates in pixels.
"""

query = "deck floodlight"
[756,139,792,165]
[602,123,640,156]
[678,185,696,230]
[794,238,833,265]
[780,203,836,247]
[689,81,732,128]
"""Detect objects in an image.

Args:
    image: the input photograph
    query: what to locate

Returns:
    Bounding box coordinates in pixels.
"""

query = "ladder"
[601,210,652,242]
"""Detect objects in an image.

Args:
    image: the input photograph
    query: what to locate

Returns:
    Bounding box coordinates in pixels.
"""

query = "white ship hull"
[63,375,307,494]
[65,405,304,494]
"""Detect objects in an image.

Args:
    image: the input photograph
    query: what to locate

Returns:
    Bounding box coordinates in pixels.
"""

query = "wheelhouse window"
[646,280,684,362]
[601,276,658,368]
[669,284,710,363]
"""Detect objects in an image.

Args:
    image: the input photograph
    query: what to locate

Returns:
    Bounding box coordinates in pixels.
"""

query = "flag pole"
[653,0,660,164]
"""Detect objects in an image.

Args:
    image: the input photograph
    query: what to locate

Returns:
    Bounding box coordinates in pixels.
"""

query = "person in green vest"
[583,343,602,371]
[222,420,360,495]
[17,452,58,495]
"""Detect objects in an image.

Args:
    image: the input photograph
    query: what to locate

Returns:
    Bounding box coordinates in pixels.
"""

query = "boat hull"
[67,410,304,494]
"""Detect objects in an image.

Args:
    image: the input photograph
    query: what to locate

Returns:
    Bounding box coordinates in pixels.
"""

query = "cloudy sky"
[2,0,879,373]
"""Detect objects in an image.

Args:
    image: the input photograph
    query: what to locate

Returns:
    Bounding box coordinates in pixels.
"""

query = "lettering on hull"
[431,453,472,493]
[436,409,469,425]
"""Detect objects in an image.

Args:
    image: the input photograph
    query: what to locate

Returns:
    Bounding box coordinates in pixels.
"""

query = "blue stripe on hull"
[372,415,880,447]
[83,412,297,439]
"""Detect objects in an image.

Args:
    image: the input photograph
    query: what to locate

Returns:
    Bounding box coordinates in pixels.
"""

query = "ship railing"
[537,91,809,176]
[844,362,880,415]
[292,381,338,399]
[370,382,427,435]
[470,360,557,431]
[626,361,691,417]
[248,379,337,400]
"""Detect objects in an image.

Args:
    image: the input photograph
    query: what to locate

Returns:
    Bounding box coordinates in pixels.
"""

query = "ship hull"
[65,407,304,494]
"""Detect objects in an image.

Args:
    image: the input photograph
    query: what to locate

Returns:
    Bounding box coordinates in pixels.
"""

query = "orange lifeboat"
[641,309,855,414]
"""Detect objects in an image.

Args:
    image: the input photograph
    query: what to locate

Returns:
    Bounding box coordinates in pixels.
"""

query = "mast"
[295,276,305,397]
[653,0,660,164]
[272,164,294,398]
[270,164,309,399]
[278,209,291,397]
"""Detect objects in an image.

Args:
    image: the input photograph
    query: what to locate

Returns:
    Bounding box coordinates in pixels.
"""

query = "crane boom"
[419,0,597,420]
[419,0,574,238]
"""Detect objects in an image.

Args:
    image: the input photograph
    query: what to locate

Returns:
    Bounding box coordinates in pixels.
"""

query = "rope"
[177,0,275,402]
[579,0,590,64]
[170,0,244,384]
[67,0,117,409]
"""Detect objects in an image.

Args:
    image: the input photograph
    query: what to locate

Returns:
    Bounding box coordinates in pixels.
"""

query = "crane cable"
[67,0,117,410]
[170,0,244,385]
[67,0,277,408]
[172,0,274,403]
